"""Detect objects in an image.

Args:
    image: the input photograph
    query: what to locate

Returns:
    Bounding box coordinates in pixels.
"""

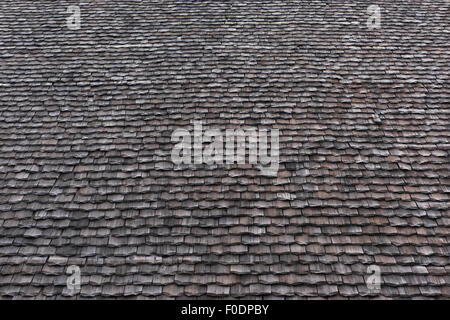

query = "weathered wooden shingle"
[0,0,448,299]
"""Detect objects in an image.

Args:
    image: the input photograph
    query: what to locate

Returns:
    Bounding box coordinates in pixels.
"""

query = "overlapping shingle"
[0,0,449,299]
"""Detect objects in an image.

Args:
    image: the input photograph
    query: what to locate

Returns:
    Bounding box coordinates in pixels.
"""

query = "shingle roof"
[0,0,449,299]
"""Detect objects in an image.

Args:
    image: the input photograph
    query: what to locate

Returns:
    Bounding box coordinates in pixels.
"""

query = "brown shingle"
[0,0,448,300]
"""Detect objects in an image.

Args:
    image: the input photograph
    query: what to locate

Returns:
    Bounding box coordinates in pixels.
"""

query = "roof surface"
[0,0,449,299]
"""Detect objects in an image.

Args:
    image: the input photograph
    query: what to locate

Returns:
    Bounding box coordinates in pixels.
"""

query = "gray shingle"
[0,0,448,300]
